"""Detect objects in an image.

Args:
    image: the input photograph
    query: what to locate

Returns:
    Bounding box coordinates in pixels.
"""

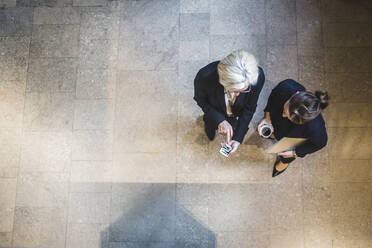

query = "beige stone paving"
[0,0,372,247]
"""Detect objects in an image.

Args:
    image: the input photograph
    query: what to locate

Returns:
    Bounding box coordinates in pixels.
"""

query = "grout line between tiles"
[10,5,35,247]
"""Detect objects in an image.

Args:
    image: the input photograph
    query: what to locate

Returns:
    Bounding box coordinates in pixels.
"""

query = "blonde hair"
[217,50,259,91]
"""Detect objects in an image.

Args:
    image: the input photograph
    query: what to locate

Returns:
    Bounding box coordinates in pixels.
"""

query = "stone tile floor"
[0,0,372,247]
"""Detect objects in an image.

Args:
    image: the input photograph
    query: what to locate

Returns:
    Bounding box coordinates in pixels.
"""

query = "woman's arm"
[232,69,265,143]
[264,112,271,122]
[257,111,273,133]
[193,73,226,127]
[295,123,328,157]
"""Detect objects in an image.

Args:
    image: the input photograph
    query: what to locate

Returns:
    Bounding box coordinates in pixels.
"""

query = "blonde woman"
[194,50,265,154]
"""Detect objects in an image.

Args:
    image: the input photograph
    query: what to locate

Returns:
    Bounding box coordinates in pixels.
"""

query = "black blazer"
[194,61,265,143]
[264,79,328,157]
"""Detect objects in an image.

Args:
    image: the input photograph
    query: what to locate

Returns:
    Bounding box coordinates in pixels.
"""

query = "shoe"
[272,157,288,177]
[204,125,216,141]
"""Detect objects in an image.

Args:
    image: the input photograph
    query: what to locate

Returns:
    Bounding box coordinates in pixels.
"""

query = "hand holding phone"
[219,143,233,157]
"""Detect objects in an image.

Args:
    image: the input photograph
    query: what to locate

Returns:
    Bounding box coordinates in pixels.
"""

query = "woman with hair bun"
[258,79,329,177]
[194,50,265,154]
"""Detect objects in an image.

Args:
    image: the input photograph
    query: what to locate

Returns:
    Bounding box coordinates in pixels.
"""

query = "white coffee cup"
[258,124,273,138]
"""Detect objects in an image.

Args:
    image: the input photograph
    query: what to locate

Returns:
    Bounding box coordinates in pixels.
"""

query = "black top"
[264,79,328,157]
[194,61,265,143]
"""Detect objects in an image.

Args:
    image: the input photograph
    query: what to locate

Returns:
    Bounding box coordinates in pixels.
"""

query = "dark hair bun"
[315,91,329,110]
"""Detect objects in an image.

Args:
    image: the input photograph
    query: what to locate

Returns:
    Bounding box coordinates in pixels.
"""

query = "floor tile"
[178,60,209,91]
[267,45,298,82]
[110,183,176,242]
[207,184,242,232]
[210,0,265,35]
[30,24,79,58]
[177,143,209,183]
[302,150,331,185]
[330,159,372,182]
[119,0,179,40]
[270,180,303,232]
[109,241,176,248]
[176,183,209,206]
[70,160,112,193]
[207,144,270,183]
[325,103,372,127]
[118,38,178,70]
[0,0,16,8]
[76,68,116,99]
[33,6,80,24]
[303,183,332,226]
[324,23,372,47]
[16,172,69,208]
[111,183,176,220]
[209,35,266,65]
[331,215,372,240]
[20,131,71,173]
[327,127,372,159]
[298,56,325,92]
[73,0,114,7]
[303,224,332,248]
[213,231,270,248]
[253,80,276,123]
[175,204,211,243]
[27,57,77,92]
[113,153,176,183]
[17,0,72,7]
[23,92,74,131]
[269,230,304,248]
[325,47,372,73]
[72,130,113,160]
[66,223,110,248]
[0,7,33,36]
[0,36,30,57]
[331,182,372,218]
[333,239,372,248]
[74,99,114,130]
[297,23,323,56]
[0,178,17,232]
[0,56,28,83]
[324,72,372,103]
[179,40,209,61]
[0,128,21,177]
[239,184,271,232]
[180,13,209,41]
[12,206,67,248]
[0,232,12,247]
[266,0,297,45]
[296,0,323,56]
[177,90,209,145]
[180,0,209,13]
[298,56,324,76]
[114,71,178,153]
[322,0,372,22]
[80,7,119,40]
[79,38,118,69]
[68,192,111,224]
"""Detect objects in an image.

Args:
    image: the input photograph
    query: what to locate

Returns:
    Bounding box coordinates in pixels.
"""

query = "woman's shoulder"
[305,114,327,134]
[270,79,306,100]
[197,61,220,79]
[276,79,306,92]
[255,67,265,86]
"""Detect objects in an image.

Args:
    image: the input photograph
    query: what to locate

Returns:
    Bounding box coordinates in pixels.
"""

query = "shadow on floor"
[101,183,216,248]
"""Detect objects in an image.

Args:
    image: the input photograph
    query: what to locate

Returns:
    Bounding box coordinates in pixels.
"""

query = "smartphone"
[219,143,232,157]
